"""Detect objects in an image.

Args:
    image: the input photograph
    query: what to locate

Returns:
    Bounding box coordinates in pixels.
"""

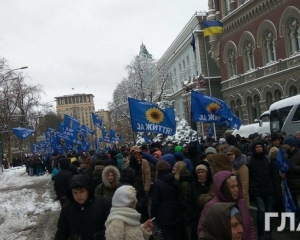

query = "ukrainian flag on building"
[202,20,223,37]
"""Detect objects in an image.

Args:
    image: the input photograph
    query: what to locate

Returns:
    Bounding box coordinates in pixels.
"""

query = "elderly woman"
[105,185,153,240]
[199,202,243,240]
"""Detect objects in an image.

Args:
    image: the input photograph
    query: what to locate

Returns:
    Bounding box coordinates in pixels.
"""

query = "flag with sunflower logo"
[92,112,103,129]
[101,129,111,143]
[191,91,242,129]
[110,129,123,142]
[128,98,176,136]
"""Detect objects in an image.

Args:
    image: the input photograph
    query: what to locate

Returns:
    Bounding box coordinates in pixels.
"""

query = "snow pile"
[0,167,60,239]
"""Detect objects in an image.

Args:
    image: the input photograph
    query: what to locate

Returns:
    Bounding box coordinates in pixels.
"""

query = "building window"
[236,99,243,121]
[179,64,182,72]
[266,92,273,109]
[274,89,281,101]
[225,0,231,15]
[247,97,254,123]
[253,95,261,121]
[186,56,189,66]
[288,17,300,55]
[228,49,237,77]
[289,86,298,96]
[231,100,236,116]
[264,30,276,63]
[244,41,255,71]
[183,60,186,70]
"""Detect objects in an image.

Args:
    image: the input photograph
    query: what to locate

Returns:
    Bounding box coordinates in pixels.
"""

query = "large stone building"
[55,93,95,129]
[208,0,300,124]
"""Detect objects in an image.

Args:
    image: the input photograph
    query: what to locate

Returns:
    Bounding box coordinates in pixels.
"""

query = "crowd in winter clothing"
[51,130,300,240]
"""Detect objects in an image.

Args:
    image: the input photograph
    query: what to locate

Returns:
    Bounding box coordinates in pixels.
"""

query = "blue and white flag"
[110,129,123,142]
[191,91,242,129]
[143,135,151,144]
[12,127,35,139]
[128,98,176,136]
[101,129,111,143]
[63,115,81,138]
[81,124,95,135]
[92,112,103,129]
[208,124,214,137]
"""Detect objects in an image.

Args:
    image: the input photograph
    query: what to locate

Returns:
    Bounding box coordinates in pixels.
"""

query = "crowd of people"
[48,130,300,240]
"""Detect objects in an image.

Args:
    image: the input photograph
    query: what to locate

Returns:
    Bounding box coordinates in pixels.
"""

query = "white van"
[232,122,270,138]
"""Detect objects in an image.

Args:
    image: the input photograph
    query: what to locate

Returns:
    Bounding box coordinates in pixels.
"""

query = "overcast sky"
[0,0,208,111]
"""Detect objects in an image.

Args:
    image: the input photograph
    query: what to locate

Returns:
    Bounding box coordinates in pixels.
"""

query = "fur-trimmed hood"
[102,165,120,188]
[232,153,247,170]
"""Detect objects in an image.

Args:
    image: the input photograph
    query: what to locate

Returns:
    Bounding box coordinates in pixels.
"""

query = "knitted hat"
[174,152,185,160]
[156,160,170,172]
[205,147,217,154]
[112,185,137,207]
[195,164,208,173]
[174,145,183,153]
[219,138,226,144]
[283,135,298,148]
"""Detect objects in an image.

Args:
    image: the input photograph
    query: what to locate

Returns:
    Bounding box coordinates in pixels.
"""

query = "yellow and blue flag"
[128,98,176,136]
[92,112,103,129]
[202,20,223,37]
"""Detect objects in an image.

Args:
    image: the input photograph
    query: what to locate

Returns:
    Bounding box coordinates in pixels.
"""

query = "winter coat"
[286,148,300,194]
[55,175,111,240]
[187,161,212,223]
[125,158,151,194]
[199,202,237,240]
[151,170,181,227]
[95,166,120,202]
[248,152,281,197]
[105,207,151,240]
[197,171,256,240]
[54,168,73,199]
[92,164,105,187]
[231,154,250,208]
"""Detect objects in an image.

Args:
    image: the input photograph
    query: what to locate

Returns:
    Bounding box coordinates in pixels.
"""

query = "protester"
[187,160,212,240]
[199,202,243,240]
[197,171,256,240]
[151,160,181,240]
[54,174,111,240]
[105,185,153,240]
[95,165,120,202]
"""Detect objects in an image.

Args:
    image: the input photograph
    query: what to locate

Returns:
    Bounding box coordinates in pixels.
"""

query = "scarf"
[105,207,141,228]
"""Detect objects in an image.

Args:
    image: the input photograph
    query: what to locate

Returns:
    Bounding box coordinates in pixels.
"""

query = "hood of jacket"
[102,165,120,187]
[232,153,247,170]
[67,174,94,203]
[213,171,242,202]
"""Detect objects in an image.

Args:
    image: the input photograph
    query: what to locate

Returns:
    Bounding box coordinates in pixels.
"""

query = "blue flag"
[63,115,81,138]
[12,127,35,139]
[190,32,196,52]
[191,91,242,129]
[128,98,176,136]
[277,147,297,212]
[143,135,151,144]
[110,129,123,142]
[101,129,111,143]
[92,112,103,129]
[81,124,95,135]
[208,124,214,137]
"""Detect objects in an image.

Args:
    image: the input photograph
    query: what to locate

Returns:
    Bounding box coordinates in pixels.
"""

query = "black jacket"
[54,169,73,199]
[55,175,111,240]
[286,148,300,194]
[151,170,181,226]
[248,153,281,197]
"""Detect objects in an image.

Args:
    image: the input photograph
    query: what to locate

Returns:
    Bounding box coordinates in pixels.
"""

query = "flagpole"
[203,36,217,140]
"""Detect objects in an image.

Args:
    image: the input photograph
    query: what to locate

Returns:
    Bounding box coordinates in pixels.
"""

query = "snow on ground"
[0,167,60,240]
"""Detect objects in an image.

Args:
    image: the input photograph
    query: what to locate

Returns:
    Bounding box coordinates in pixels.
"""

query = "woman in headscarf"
[199,202,243,240]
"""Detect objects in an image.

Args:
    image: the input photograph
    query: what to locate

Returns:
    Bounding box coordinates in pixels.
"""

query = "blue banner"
[128,98,176,136]
[110,129,123,142]
[208,124,214,137]
[12,127,35,139]
[63,115,81,138]
[191,91,242,129]
[81,124,95,135]
[92,112,103,129]
[101,129,111,143]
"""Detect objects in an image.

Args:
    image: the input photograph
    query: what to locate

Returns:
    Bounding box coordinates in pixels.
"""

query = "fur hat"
[156,160,170,172]
[112,185,137,207]
[283,135,298,148]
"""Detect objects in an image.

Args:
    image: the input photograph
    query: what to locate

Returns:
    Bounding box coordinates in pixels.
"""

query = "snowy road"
[0,167,60,240]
